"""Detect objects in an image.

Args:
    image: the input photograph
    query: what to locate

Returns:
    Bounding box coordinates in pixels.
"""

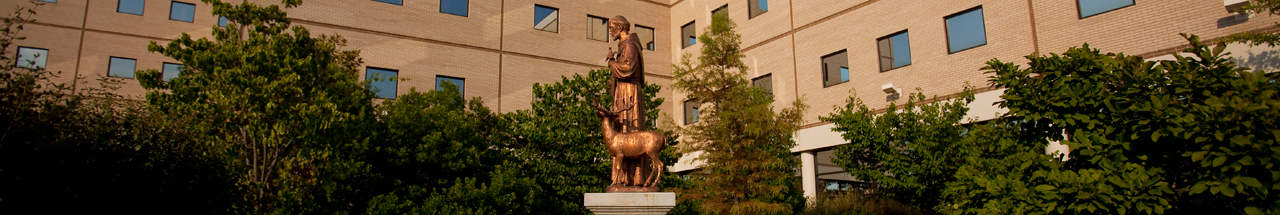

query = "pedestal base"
[583,192,676,215]
[607,185,660,192]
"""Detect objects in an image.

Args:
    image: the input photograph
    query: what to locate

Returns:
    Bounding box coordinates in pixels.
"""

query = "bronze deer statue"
[591,101,665,189]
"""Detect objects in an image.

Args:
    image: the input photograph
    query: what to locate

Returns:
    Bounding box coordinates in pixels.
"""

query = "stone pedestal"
[583,192,676,215]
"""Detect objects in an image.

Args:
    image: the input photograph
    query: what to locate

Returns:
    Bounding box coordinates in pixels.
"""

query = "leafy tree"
[821,90,974,213]
[137,0,377,213]
[671,12,807,214]
[1,4,235,214]
[942,36,1279,215]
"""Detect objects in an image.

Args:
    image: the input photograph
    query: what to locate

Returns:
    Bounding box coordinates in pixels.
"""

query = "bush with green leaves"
[942,35,1279,214]
[821,89,974,213]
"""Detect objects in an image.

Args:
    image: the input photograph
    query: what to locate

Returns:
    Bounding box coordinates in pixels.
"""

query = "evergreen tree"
[672,13,807,214]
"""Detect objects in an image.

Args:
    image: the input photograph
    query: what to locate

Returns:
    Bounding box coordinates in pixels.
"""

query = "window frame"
[587,14,610,42]
[372,0,402,6]
[161,62,183,82]
[711,4,728,19]
[1076,0,1135,19]
[169,1,196,23]
[681,21,696,48]
[943,6,987,54]
[365,67,399,99]
[15,46,49,70]
[821,49,849,88]
[117,0,145,16]
[749,0,768,19]
[876,30,912,72]
[635,24,656,51]
[533,4,560,33]
[683,99,700,125]
[435,75,466,96]
[107,56,137,79]
[440,0,468,17]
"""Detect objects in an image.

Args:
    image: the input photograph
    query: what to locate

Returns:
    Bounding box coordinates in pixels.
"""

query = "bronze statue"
[597,15,663,192]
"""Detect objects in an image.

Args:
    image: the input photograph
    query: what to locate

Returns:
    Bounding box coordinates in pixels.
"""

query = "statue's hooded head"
[608,16,631,40]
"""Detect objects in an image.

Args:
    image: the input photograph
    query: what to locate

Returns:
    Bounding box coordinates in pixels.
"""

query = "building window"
[440,0,468,17]
[681,21,696,48]
[366,67,398,99]
[118,0,145,15]
[373,0,402,5]
[161,63,183,82]
[683,99,700,125]
[15,46,48,70]
[752,74,772,96]
[108,57,137,78]
[435,75,465,96]
[169,1,195,22]
[1077,0,1133,18]
[749,0,768,18]
[587,15,609,42]
[534,5,559,33]
[711,5,728,19]
[636,25,656,51]
[39,0,56,3]
[945,6,986,54]
[822,50,849,87]
[877,30,911,72]
[218,16,229,27]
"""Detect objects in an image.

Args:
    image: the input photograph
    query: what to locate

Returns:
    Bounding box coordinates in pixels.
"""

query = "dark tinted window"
[162,63,183,82]
[118,0,145,15]
[877,30,911,72]
[436,75,465,96]
[1078,0,1133,18]
[752,74,772,96]
[945,7,986,53]
[373,0,402,5]
[684,99,700,125]
[636,25,656,51]
[681,21,696,48]
[169,1,195,22]
[534,5,559,33]
[441,0,468,16]
[108,57,137,78]
[749,0,768,18]
[822,50,849,87]
[16,46,48,69]
[366,67,398,99]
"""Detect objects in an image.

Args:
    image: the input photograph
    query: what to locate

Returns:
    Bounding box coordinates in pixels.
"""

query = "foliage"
[138,0,377,213]
[942,36,1280,214]
[672,12,807,214]
[0,4,234,214]
[804,193,924,215]
[821,89,974,212]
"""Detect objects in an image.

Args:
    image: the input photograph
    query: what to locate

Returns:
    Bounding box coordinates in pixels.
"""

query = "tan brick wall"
[1034,0,1280,57]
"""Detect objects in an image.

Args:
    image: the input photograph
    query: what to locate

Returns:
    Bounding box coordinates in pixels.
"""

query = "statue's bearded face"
[608,23,624,40]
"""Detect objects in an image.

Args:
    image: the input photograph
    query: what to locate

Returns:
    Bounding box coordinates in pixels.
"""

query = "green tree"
[137,0,377,213]
[821,90,974,213]
[1,4,235,214]
[942,36,1279,215]
[672,13,807,214]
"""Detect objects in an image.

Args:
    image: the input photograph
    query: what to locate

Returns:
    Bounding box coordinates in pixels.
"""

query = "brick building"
[5,0,1278,203]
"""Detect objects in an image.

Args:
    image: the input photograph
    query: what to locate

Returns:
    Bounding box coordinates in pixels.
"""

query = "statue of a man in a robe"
[605,16,646,132]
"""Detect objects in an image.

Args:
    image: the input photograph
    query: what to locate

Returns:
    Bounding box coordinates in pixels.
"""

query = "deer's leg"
[644,153,662,187]
[611,156,622,186]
